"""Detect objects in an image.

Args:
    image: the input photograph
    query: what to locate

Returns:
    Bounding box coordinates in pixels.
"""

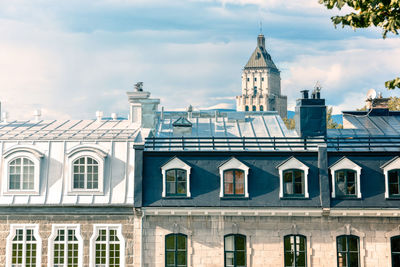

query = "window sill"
[68,190,104,196]
[163,196,191,199]
[333,196,361,200]
[2,190,40,196]
[280,196,308,200]
[220,196,249,200]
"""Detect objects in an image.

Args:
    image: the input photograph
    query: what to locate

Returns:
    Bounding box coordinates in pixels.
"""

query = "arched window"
[252,106,256,111]
[9,157,34,190]
[72,156,99,190]
[259,105,264,111]
[391,236,400,267]
[284,235,306,267]
[224,234,246,267]
[336,235,359,267]
[165,234,187,267]
[283,169,305,197]
[166,169,187,196]
[224,169,245,196]
[245,106,249,112]
[388,169,400,197]
[335,169,357,197]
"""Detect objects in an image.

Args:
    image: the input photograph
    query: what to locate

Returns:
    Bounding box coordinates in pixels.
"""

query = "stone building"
[236,34,287,118]
[137,90,400,267]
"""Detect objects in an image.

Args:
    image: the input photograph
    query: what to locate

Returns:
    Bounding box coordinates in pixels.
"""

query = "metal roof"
[244,46,278,70]
[0,119,140,141]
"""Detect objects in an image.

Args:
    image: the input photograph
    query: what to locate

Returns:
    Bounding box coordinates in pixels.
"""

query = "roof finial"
[259,21,263,34]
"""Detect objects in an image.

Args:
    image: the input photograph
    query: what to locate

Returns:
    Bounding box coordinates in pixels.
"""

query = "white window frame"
[2,147,43,195]
[330,157,362,198]
[6,224,42,267]
[161,157,191,198]
[89,224,125,267]
[48,224,83,267]
[219,157,250,198]
[381,157,400,199]
[277,157,309,198]
[66,145,107,195]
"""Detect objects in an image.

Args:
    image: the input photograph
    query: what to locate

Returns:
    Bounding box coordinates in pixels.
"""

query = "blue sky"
[0,0,399,120]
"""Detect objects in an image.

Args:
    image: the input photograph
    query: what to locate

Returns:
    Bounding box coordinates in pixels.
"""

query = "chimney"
[0,102,2,123]
[2,111,8,123]
[96,111,103,122]
[294,90,327,138]
[126,82,160,128]
[33,109,41,122]
[365,93,390,116]
[111,113,118,121]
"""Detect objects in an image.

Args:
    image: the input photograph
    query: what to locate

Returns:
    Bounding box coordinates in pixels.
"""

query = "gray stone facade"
[139,214,400,267]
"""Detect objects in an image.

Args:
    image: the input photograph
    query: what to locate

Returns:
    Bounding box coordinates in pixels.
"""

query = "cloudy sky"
[0,0,399,120]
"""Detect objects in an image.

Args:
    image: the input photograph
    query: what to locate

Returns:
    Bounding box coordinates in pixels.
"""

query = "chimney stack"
[126,82,160,128]
[33,109,41,122]
[294,89,327,138]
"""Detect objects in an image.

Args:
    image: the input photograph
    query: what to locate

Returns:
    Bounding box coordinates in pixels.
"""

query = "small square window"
[246,78,249,82]
[254,78,257,81]
[262,77,264,81]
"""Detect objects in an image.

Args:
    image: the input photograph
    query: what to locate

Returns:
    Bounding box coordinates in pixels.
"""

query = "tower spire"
[259,21,262,34]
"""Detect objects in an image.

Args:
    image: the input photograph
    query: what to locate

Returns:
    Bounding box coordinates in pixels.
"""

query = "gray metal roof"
[0,119,140,141]
[244,46,278,70]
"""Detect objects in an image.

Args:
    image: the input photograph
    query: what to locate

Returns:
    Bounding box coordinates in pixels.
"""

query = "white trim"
[382,157,400,198]
[67,146,107,195]
[2,150,42,195]
[219,157,250,198]
[89,224,125,267]
[6,224,42,267]
[331,224,365,267]
[161,157,191,198]
[330,157,362,198]
[48,224,83,267]
[277,157,309,198]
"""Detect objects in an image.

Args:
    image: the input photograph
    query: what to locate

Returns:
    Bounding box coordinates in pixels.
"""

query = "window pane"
[284,236,292,251]
[166,170,176,182]
[177,170,186,182]
[224,171,234,183]
[336,171,346,196]
[224,182,233,195]
[298,236,306,251]
[390,184,399,196]
[167,181,176,195]
[177,251,186,265]
[348,236,358,252]
[284,251,294,267]
[236,251,245,266]
[349,252,359,267]
[347,171,355,183]
[235,183,244,195]
[166,235,175,250]
[177,182,186,194]
[225,235,234,251]
[166,252,175,265]
[389,171,398,183]
[283,171,292,183]
[393,255,400,267]
[337,236,347,252]
[235,170,244,183]
[235,236,245,250]
[392,236,400,252]
[338,252,347,267]
[177,235,186,250]
[297,252,306,267]
[294,170,303,183]
[225,252,234,267]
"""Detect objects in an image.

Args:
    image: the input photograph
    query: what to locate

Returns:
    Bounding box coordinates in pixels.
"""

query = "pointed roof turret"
[244,34,278,70]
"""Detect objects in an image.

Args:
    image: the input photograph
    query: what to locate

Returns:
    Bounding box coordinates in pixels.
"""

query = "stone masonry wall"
[0,214,134,267]
[142,215,400,267]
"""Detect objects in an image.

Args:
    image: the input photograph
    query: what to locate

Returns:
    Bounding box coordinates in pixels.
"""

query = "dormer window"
[330,157,362,199]
[161,157,191,198]
[73,156,99,190]
[224,169,245,196]
[2,146,43,195]
[277,157,309,198]
[67,145,107,195]
[9,157,34,190]
[381,157,400,198]
[219,158,249,198]
[283,169,305,197]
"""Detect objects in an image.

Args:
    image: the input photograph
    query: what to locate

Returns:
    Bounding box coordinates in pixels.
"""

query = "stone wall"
[0,214,134,267]
[141,215,400,267]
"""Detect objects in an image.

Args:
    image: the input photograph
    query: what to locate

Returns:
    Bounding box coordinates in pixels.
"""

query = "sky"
[0,0,399,120]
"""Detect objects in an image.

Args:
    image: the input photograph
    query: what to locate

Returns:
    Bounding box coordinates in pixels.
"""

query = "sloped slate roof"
[244,46,278,70]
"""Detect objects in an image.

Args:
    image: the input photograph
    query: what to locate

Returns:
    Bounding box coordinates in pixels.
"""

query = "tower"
[236,34,287,118]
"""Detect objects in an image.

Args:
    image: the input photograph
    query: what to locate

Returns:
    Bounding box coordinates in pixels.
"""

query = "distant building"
[236,34,287,118]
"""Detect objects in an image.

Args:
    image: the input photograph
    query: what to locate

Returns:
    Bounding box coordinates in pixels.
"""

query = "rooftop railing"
[144,136,400,151]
